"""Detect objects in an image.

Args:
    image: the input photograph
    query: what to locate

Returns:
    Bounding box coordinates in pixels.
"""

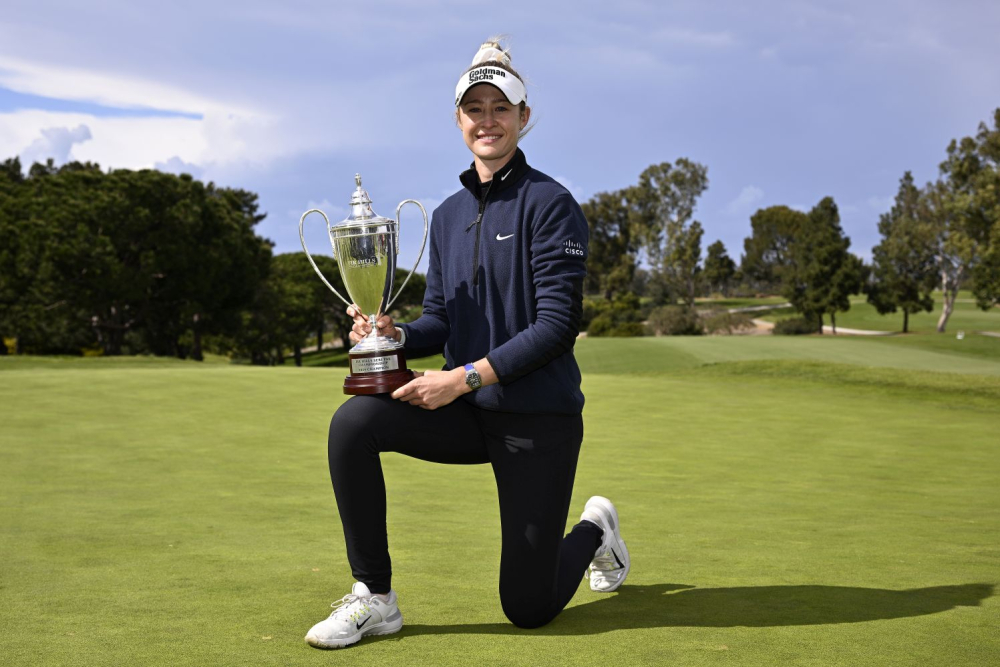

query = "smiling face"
[457,83,530,181]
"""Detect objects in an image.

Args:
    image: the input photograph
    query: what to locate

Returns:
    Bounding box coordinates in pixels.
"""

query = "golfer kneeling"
[306,37,630,649]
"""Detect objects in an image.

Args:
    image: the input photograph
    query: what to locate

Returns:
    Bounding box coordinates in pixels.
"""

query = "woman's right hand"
[347,304,399,345]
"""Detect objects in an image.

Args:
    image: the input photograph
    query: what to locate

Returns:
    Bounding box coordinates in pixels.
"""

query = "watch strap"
[464,363,482,390]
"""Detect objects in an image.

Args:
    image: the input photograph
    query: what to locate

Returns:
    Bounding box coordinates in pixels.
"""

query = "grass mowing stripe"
[861,333,1000,364]
[688,360,1000,410]
[574,336,1000,376]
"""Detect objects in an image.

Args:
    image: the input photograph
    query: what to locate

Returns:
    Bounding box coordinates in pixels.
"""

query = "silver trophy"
[299,174,428,395]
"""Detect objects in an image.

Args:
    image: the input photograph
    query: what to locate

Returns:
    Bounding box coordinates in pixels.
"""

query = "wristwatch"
[464,363,482,391]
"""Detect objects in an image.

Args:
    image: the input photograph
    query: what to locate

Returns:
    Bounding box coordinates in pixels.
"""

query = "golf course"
[2,328,999,665]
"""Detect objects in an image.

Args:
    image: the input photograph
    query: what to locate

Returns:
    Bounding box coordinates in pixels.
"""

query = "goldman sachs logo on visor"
[469,68,507,83]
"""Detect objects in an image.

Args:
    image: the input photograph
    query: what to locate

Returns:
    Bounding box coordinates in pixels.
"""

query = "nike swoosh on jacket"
[400,149,588,415]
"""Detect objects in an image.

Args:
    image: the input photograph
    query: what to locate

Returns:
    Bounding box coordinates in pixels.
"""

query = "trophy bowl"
[300,174,428,395]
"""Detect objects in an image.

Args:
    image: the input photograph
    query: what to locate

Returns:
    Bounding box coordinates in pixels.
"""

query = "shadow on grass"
[382,582,993,639]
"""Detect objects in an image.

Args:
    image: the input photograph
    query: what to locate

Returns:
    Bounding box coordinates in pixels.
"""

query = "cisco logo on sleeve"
[563,239,586,257]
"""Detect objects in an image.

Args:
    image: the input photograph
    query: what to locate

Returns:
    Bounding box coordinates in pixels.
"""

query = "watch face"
[466,367,482,390]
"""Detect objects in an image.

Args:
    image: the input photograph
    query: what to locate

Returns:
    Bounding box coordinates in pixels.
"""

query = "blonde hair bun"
[470,38,511,68]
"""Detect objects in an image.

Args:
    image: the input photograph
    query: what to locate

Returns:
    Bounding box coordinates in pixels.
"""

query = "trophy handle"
[386,199,429,310]
[299,208,352,308]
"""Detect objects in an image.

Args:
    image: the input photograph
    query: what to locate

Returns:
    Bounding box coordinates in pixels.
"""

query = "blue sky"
[2,0,998,271]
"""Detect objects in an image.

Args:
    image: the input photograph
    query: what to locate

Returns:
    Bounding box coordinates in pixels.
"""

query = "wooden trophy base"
[343,347,414,395]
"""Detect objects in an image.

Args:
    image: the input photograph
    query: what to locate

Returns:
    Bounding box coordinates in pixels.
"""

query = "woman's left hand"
[391,369,468,410]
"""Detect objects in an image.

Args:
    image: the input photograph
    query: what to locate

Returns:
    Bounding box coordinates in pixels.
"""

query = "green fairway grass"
[573,335,1000,375]
[2,338,998,666]
[863,332,1000,363]
[762,293,1000,334]
[0,352,232,370]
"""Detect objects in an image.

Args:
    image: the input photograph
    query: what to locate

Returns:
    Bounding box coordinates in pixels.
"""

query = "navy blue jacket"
[400,149,588,414]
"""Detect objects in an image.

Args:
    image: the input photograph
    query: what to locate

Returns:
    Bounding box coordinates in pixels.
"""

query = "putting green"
[1,339,998,666]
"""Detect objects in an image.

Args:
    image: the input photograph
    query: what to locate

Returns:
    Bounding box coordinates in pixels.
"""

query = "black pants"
[327,394,602,629]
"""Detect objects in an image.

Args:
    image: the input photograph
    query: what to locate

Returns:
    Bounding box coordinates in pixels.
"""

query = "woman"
[305,38,630,649]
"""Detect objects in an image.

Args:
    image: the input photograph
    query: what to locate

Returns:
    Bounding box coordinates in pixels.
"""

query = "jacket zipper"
[466,180,493,286]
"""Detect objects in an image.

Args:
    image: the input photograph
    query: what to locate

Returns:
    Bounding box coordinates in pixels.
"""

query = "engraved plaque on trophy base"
[344,348,414,395]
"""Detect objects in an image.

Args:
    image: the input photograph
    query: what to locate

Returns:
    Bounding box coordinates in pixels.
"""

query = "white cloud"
[154,156,204,179]
[20,124,92,166]
[3,0,996,265]
[0,51,417,180]
[0,106,314,175]
[0,55,245,115]
[725,185,764,215]
[0,56,310,175]
[0,109,208,170]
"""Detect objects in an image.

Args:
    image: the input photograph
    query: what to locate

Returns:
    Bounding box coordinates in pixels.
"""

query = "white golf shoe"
[580,495,630,592]
[304,582,403,649]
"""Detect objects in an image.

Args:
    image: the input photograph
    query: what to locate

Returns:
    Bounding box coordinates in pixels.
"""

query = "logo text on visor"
[455,65,526,107]
[469,68,507,83]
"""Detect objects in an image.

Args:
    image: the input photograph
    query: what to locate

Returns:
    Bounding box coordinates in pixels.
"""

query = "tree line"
[581,108,1000,335]
[3,110,997,358]
[0,159,424,363]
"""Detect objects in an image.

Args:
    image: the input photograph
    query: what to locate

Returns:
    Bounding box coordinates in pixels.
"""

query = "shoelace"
[329,593,373,622]
[591,549,619,572]
[588,547,622,586]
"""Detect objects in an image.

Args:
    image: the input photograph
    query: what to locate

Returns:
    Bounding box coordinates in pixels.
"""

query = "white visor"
[455,66,527,107]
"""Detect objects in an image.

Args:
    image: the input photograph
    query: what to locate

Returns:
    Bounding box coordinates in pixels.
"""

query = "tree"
[703,240,737,296]
[866,172,938,333]
[581,190,640,300]
[182,186,272,361]
[0,157,23,183]
[265,253,322,366]
[741,205,807,293]
[585,292,646,337]
[0,160,101,353]
[313,262,427,351]
[293,253,344,352]
[782,197,860,333]
[930,109,1000,331]
[0,160,272,356]
[233,254,429,365]
[974,229,1000,309]
[70,169,272,357]
[826,252,864,334]
[635,159,709,307]
[389,267,428,323]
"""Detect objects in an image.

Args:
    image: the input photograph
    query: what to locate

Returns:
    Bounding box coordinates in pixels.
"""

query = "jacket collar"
[459,148,530,198]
